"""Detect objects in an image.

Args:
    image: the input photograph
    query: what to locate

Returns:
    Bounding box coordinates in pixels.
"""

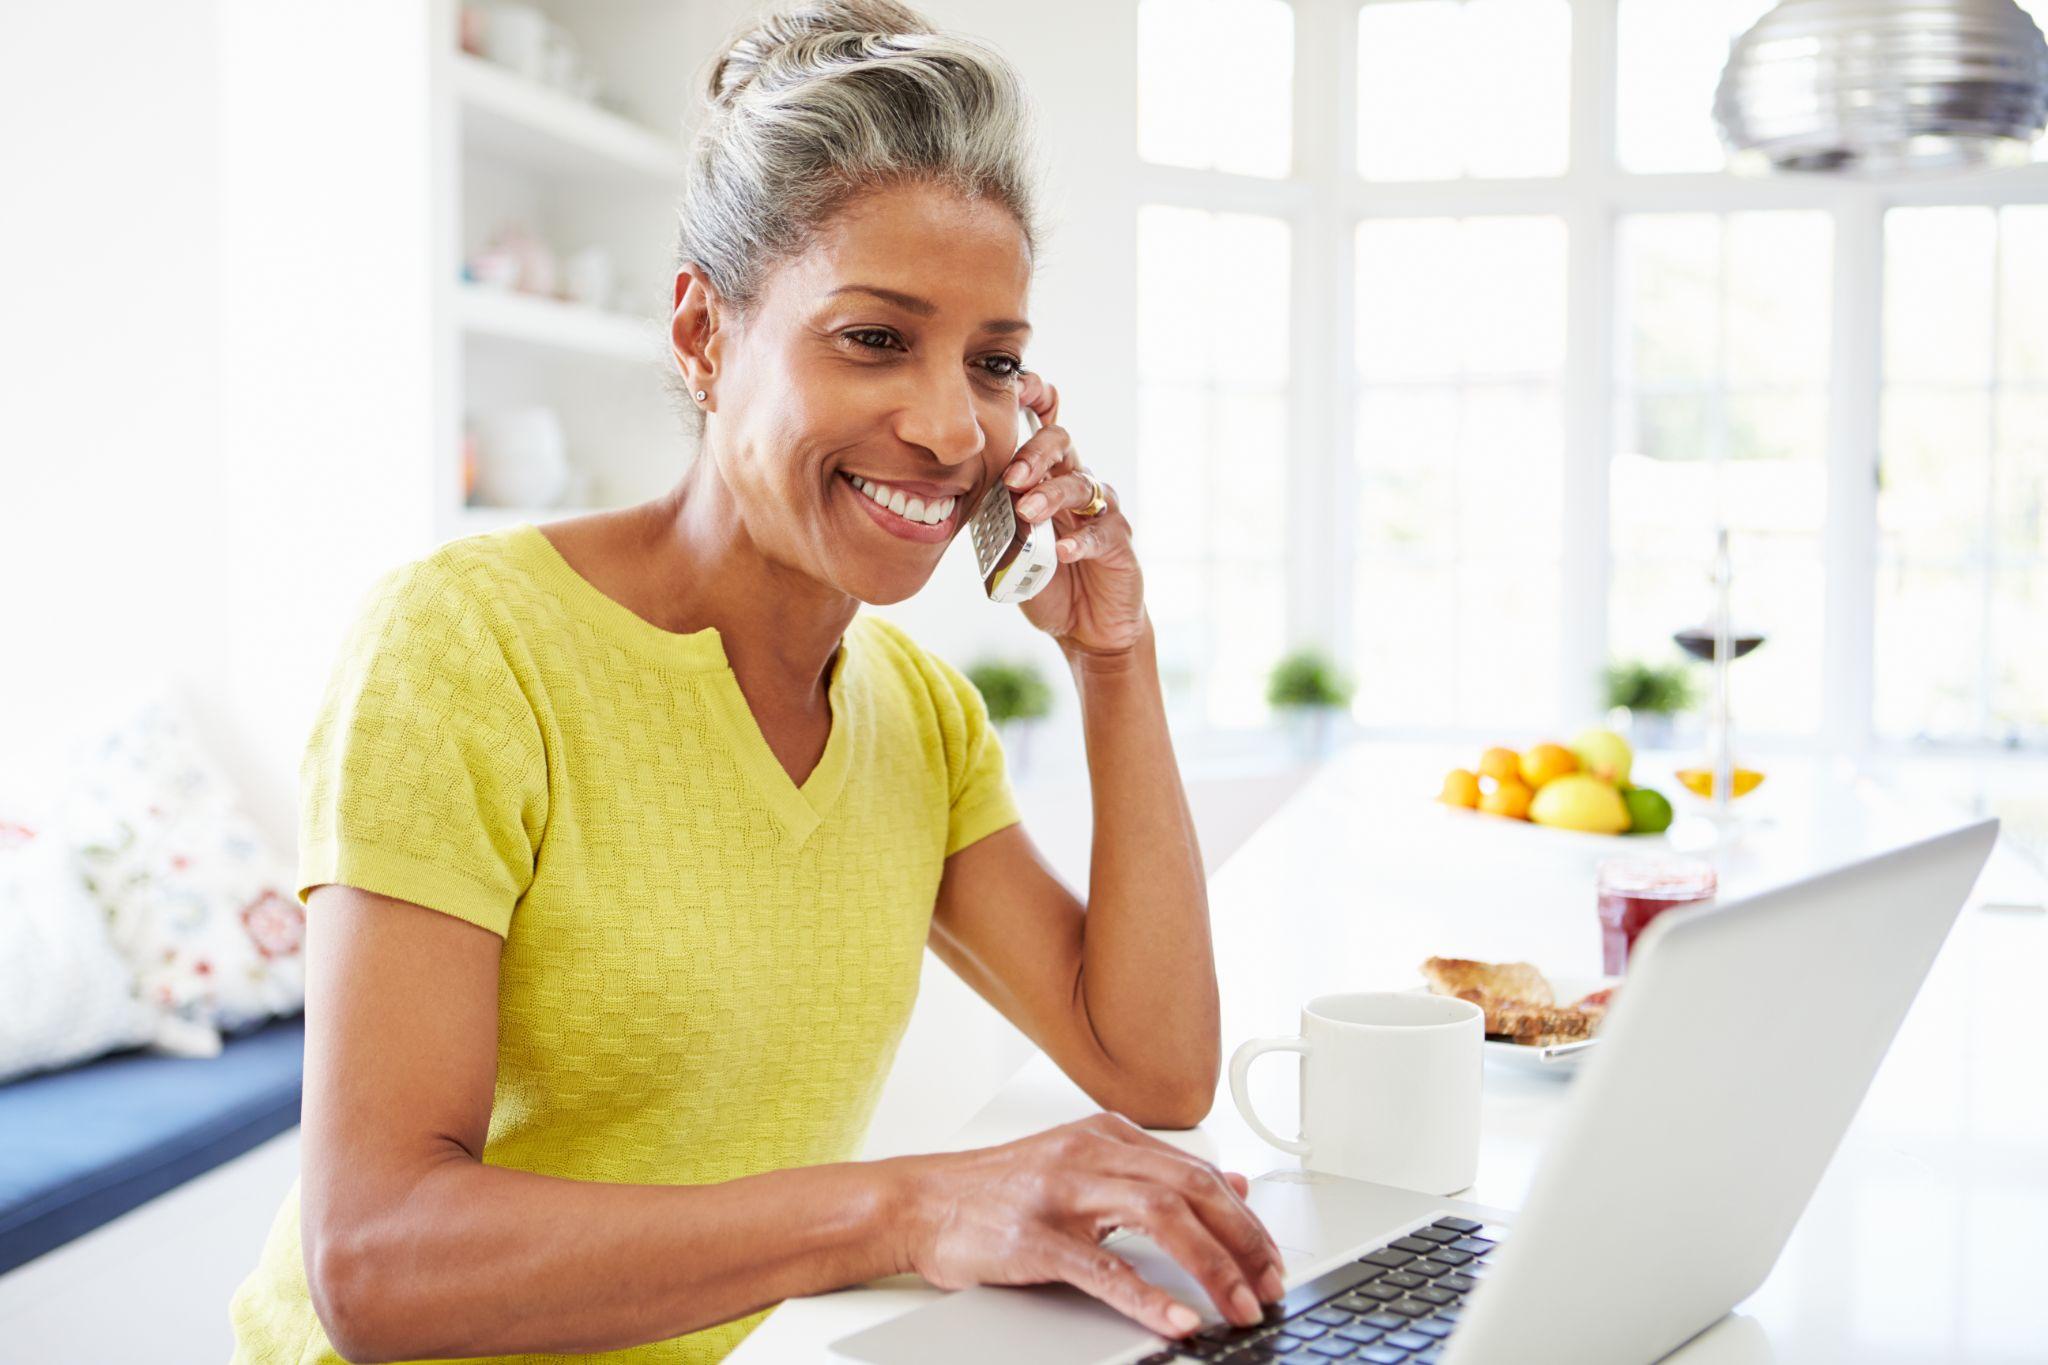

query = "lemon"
[1519,742,1579,789]
[1676,767,1765,799]
[1622,786,1673,834]
[1478,777,1533,820]
[1528,774,1631,834]
[1439,768,1481,809]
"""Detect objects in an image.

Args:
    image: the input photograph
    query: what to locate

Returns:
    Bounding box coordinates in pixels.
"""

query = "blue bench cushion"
[0,1014,305,1275]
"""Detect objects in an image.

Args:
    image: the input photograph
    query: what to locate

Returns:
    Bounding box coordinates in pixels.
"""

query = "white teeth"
[846,473,955,524]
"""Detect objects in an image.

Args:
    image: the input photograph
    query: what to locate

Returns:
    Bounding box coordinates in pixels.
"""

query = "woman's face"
[685,181,1034,606]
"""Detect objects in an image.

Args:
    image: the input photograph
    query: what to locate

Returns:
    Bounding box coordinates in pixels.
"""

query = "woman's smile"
[837,468,963,544]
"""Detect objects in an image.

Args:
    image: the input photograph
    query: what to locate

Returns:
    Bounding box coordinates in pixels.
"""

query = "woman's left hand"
[1002,373,1148,658]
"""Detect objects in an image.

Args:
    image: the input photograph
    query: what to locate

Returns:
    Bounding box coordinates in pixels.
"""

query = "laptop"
[831,818,1999,1365]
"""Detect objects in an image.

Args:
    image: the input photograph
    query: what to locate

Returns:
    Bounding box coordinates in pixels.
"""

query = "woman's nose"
[895,376,988,471]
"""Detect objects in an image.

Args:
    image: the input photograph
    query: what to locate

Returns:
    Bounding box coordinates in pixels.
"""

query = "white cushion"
[0,818,160,1084]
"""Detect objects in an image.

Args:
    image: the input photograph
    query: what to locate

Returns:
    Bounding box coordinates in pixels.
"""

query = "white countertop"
[732,742,2048,1363]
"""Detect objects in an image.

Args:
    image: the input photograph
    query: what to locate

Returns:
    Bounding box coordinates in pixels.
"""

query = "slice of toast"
[1419,956,1611,1045]
[1419,956,1555,1009]
[1488,1000,1601,1046]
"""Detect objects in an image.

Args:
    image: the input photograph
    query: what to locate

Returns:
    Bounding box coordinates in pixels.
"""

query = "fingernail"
[1017,494,1046,518]
[1167,1303,1201,1334]
[1005,464,1029,486]
[1231,1284,1260,1322]
[1260,1265,1285,1301]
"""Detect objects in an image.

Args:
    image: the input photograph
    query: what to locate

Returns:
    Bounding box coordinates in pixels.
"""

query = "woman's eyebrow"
[824,283,1031,336]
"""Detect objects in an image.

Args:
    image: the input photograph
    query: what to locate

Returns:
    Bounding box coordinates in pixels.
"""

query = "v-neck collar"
[509,521,856,844]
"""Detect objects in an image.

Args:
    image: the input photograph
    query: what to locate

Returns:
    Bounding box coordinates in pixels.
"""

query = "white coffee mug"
[1229,991,1483,1196]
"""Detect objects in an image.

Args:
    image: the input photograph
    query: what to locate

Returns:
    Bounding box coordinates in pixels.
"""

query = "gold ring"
[1075,470,1108,517]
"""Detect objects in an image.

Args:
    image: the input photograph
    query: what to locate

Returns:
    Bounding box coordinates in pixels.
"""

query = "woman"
[229,3,1283,1360]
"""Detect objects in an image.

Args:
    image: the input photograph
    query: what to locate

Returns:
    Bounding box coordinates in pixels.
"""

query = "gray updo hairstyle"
[669,0,1047,436]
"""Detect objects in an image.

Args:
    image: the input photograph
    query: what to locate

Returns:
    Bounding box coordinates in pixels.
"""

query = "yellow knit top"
[229,522,1022,1364]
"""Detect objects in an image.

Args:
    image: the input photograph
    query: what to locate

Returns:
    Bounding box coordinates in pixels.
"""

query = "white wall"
[0,2,232,814]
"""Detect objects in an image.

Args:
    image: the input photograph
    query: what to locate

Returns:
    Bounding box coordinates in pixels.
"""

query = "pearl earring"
[694,389,707,402]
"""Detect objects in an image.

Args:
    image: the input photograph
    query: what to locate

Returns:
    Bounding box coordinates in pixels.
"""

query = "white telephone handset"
[965,401,1060,605]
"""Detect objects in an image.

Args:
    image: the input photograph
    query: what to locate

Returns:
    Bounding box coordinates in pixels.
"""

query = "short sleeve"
[923,649,1024,859]
[295,556,549,938]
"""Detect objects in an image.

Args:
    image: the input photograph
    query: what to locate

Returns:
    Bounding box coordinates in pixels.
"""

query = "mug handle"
[1228,1036,1311,1156]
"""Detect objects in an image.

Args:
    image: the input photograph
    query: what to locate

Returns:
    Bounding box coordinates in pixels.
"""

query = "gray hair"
[669,0,1047,437]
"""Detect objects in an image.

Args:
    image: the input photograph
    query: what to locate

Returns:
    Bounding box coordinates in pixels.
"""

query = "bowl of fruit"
[1438,728,1674,839]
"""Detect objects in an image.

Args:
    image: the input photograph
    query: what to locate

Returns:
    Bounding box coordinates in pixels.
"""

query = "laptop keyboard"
[1135,1217,1504,1365]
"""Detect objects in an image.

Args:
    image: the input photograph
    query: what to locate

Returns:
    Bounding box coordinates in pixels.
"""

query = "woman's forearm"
[317,1149,913,1361]
[1062,615,1221,1125]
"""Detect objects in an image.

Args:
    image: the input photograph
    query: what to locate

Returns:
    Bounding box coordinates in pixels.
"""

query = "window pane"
[1997,392,2048,560]
[1725,213,1832,389]
[1991,567,2048,737]
[1615,0,1776,173]
[1884,207,1997,387]
[1358,217,1566,381]
[1879,389,1991,563]
[1138,0,1293,178]
[2000,205,2048,384]
[1875,564,1984,740]
[1612,211,1832,739]
[1620,214,1720,387]
[1358,0,1571,180]
[1353,215,1566,730]
[1136,204,1291,728]
[1879,205,2048,744]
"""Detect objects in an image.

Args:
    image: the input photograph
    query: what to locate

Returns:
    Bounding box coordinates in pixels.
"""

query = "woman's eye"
[981,355,1024,382]
[846,328,900,351]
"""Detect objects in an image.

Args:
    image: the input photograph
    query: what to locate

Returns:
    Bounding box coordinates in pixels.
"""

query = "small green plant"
[966,658,1054,725]
[1602,657,1699,715]
[1267,648,1355,711]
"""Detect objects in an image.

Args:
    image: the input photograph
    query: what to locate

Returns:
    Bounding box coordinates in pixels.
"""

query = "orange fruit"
[1519,742,1579,789]
[1479,777,1533,820]
[1478,746,1521,785]
[1439,768,1481,808]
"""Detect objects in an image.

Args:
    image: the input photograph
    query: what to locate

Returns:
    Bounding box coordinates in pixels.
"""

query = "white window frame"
[1134,0,2048,756]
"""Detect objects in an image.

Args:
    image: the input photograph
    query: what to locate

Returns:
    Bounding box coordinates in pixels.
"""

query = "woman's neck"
[636,459,856,710]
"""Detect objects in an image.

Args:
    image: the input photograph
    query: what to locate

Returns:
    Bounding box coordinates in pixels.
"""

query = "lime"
[1623,786,1673,835]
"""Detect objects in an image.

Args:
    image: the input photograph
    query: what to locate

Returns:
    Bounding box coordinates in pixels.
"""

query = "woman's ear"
[670,264,725,404]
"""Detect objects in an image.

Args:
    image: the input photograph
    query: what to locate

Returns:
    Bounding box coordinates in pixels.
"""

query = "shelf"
[458,283,663,363]
[453,50,683,185]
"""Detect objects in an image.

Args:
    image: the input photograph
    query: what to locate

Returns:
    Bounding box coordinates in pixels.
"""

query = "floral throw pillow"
[64,685,306,1051]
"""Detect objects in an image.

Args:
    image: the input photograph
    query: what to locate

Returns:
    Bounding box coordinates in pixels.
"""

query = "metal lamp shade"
[1714,0,2048,175]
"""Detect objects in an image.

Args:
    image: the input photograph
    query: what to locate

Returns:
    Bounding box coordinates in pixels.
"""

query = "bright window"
[1878,205,2048,743]
[1134,0,2048,754]
[1135,205,1293,727]
[1352,216,1568,726]
[1610,212,1833,738]
[1356,0,1571,180]
[1137,0,1294,178]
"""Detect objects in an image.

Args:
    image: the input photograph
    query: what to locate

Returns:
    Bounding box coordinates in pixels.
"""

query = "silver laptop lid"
[1442,818,1999,1365]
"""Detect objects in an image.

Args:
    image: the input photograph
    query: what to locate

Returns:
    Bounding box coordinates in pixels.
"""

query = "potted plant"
[1267,648,1355,759]
[966,658,1054,779]
[1601,657,1699,749]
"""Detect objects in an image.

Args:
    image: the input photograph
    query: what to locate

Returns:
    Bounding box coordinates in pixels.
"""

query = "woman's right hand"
[890,1110,1288,1339]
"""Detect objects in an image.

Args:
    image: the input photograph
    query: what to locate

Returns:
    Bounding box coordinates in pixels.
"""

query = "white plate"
[1415,973,1622,1074]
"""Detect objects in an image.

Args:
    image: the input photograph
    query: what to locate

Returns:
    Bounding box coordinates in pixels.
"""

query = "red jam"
[1595,856,1717,974]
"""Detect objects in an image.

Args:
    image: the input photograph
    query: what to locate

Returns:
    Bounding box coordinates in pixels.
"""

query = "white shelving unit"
[432,0,719,544]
